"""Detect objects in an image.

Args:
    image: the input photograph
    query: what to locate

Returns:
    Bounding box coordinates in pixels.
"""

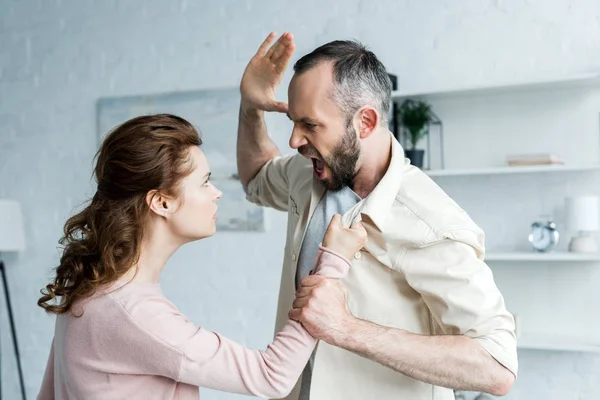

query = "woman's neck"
[122,224,181,284]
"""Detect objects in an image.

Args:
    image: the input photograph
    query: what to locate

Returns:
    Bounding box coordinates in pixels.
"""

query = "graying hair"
[293,40,392,127]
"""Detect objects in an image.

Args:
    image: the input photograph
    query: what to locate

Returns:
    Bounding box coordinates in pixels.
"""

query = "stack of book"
[506,153,564,166]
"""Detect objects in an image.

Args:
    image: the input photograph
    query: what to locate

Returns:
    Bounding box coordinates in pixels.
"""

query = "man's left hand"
[288,275,354,345]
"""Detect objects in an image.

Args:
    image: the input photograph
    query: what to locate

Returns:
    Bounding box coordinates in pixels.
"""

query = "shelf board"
[422,164,600,177]
[485,252,600,262]
[517,334,600,352]
[391,72,600,101]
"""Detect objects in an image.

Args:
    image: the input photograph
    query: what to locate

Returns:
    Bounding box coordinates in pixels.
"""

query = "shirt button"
[292,253,297,261]
[354,252,362,260]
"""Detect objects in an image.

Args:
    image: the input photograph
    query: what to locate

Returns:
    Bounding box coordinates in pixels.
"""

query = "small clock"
[528,221,559,252]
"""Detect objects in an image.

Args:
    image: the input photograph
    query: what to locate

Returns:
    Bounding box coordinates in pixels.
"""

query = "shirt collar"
[359,130,407,231]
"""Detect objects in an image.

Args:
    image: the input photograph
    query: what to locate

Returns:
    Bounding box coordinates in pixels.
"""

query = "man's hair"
[293,40,392,127]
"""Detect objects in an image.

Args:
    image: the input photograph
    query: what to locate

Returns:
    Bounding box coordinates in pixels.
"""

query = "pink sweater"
[37,245,349,399]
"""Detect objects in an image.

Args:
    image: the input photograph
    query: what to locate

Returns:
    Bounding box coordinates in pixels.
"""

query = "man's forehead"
[291,62,334,86]
[289,71,335,107]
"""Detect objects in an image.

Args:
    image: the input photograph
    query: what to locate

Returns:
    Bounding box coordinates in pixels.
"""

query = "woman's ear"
[146,190,172,218]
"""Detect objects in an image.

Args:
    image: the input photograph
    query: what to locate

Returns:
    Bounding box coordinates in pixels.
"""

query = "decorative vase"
[405,149,425,168]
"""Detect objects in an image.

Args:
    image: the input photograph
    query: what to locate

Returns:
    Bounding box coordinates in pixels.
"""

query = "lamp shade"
[566,196,599,232]
[0,199,26,252]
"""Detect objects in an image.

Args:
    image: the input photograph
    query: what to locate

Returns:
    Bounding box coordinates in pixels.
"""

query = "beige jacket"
[246,132,518,400]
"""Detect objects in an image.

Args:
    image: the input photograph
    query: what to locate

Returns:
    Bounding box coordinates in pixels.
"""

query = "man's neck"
[351,129,392,199]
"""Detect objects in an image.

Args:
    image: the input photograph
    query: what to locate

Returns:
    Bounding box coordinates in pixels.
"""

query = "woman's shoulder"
[59,280,198,354]
[97,281,199,350]
[54,281,191,380]
[65,281,175,330]
[100,281,178,320]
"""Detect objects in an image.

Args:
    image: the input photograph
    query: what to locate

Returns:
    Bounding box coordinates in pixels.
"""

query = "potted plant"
[397,99,434,168]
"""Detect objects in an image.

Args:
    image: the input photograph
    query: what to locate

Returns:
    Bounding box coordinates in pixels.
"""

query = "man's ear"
[355,106,379,139]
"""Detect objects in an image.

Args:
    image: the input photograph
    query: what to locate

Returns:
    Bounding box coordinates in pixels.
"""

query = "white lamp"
[566,196,599,253]
[0,199,27,400]
[0,199,26,252]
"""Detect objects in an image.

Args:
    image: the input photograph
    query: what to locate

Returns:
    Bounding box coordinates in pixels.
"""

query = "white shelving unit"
[393,73,600,174]
[423,164,600,178]
[485,252,600,262]
[391,73,600,354]
[517,334,600,353]
[391,72,600,101]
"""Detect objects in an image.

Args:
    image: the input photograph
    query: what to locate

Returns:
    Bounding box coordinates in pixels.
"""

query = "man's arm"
[237,105,279,191]
[336,317,514,396]
[237,32,295,191]
[290,233,517,396]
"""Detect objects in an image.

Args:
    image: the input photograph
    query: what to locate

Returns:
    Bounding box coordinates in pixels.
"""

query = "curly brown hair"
[38,114,202,315]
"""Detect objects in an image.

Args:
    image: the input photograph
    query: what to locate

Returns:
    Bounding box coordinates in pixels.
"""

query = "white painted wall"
[2,1,600,399]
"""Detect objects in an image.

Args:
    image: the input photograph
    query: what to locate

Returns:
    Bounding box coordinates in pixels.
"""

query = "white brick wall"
[1,1,600,399]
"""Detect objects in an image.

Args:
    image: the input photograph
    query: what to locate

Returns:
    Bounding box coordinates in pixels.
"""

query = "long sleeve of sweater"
[37,244,350,400]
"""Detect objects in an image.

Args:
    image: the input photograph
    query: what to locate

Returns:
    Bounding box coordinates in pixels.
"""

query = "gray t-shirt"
[296,186,361,400]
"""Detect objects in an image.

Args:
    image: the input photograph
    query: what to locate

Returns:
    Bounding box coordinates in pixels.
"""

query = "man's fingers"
[268,32,292,61]
[272,38,295,73]
[273,39,295,64]
[255,32,276,57]
[265,32,288,60]
[268,41,285,61]
[288,308,302,322]
[300,275,326,288]
[292,296,309,309]
[262,100,288,113]
[272,101,289,113]
[295,286,312,298]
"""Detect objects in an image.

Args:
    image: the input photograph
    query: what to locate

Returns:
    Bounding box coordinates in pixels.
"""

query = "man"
[237,32,517,400]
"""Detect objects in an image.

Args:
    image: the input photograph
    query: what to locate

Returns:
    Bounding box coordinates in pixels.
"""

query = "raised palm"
[240,32,295,113]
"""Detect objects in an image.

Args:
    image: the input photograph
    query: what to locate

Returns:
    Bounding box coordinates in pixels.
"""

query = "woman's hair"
[38,114,201,315]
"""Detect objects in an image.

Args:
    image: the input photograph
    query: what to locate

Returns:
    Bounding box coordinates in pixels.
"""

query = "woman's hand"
[322,214,367,260]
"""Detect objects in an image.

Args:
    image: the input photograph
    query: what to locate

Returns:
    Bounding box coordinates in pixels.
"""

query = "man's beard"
[299,124,360,191]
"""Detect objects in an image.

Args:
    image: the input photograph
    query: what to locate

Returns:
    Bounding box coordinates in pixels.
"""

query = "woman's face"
[167,146,222,241]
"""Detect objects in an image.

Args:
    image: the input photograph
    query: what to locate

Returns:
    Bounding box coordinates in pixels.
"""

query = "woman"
[37,114,366,399]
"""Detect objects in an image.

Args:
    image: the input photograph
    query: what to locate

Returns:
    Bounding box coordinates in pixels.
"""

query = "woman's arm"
[37,338,55,400]
[111,245,350,399]
[177,245,349,398]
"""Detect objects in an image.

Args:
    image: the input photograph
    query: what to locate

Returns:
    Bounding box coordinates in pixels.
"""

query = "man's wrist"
[240,99,263,119]
[332,314,362,349]
[333,315,410,352]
